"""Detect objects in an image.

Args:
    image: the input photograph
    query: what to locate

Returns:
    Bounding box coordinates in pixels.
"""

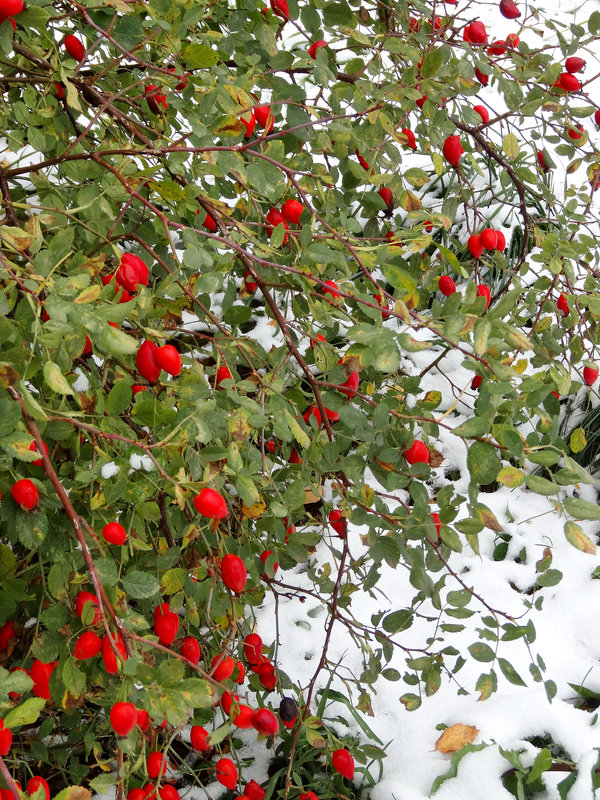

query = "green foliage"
[0,0,598,798]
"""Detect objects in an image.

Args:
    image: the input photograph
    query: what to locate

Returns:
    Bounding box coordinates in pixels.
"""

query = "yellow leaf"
[241,496,267,519]
[570,427,587,454]
[564,521,596,554]
[435,723,479,753]
[228,410,251,442]
[401,190,422,212]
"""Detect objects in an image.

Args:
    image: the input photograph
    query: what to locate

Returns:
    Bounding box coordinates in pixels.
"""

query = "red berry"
[259,550,279,578]
[537,150,549,172]
[203,212,217,232]
[74,630,102,660]
[506,33,520,47]
[221,554,247,593]
[154,611,179,646]
[477,284,491,309]
[265,208,288,244]
[557,294,570,316]
[251,708,279,736]
[190,725,211,752]
[244,781,266,800]
[136,340,162,383]
[211,653,234,681]
[468,234,484,259]
[322,280,341,301]
[136,709,150,731]
[194,487,228,519]
[281,198,304,225]
[0,720,12,756]
[416,93,428,109]
[307,40,327,59]
[129,790,146,800]
[583,364,599,385]
[438,276,456,296]
[64,34,85,61]
[442,135,464,168]
[488,40,506,56]
[102,521,127,546]
[471,375,482,391]
[110,701,137,736]
[332,748,355,780]
[403,440,430,465]
[499,0,520,18]
[565,56,585,73]
[0,621,16,651]
[102,632,127,674]
[355,149,370,169]
[559,72,581,92]
[145,85,168,113]
[289,447,302,464]
[431,513,441,535]
[216,365,233,386]
[231,700,255,728]
[54,82,66,99]
[116,253,149,293]
[30,659,56,700]
[475,68,489,86]
[243,633,263,664]
[76,591,100,625]
[241,112,256,138]
[473,105,489,123]
[337,371,360,397]
[158,787,179,800]
[146,751,167,779]
[299,794,319,800]
[27,778,49,800]
[0,0,23,16]
[465,21,488,44]
[258,661,277,690]
[155,344,182,377]
[29,439,49,466]
[328,508,345,538]
[216,758,238,790]
[181,636,201,665]
[480,228,498,250]
[378,187,394,212]
[254,106,273,131]
[567,125,584,140]
[495,230,506,251]
[270,0,289,19]
[11,479,39,510]
[244,269,258,293]
[401,127,416,150]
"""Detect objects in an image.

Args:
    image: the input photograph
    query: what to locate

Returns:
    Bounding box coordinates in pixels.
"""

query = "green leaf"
[452,417,490,438]
[160,568,187,594]
[382,609,413,634]
[99,325,137,356]
[467,441,501,485]
[420,47,445,78]
[564,496,600,521]
[183,43,219,68]
[468,642,495,662]
[122,570,160,599]
[503,133,520,160]
[430,744,488,794]
[43,361,74,395]
[62,656,87,697]
[498,657,526,687]
[107,380,132,416]
[525,475,558,496]
[4,697,46,729]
